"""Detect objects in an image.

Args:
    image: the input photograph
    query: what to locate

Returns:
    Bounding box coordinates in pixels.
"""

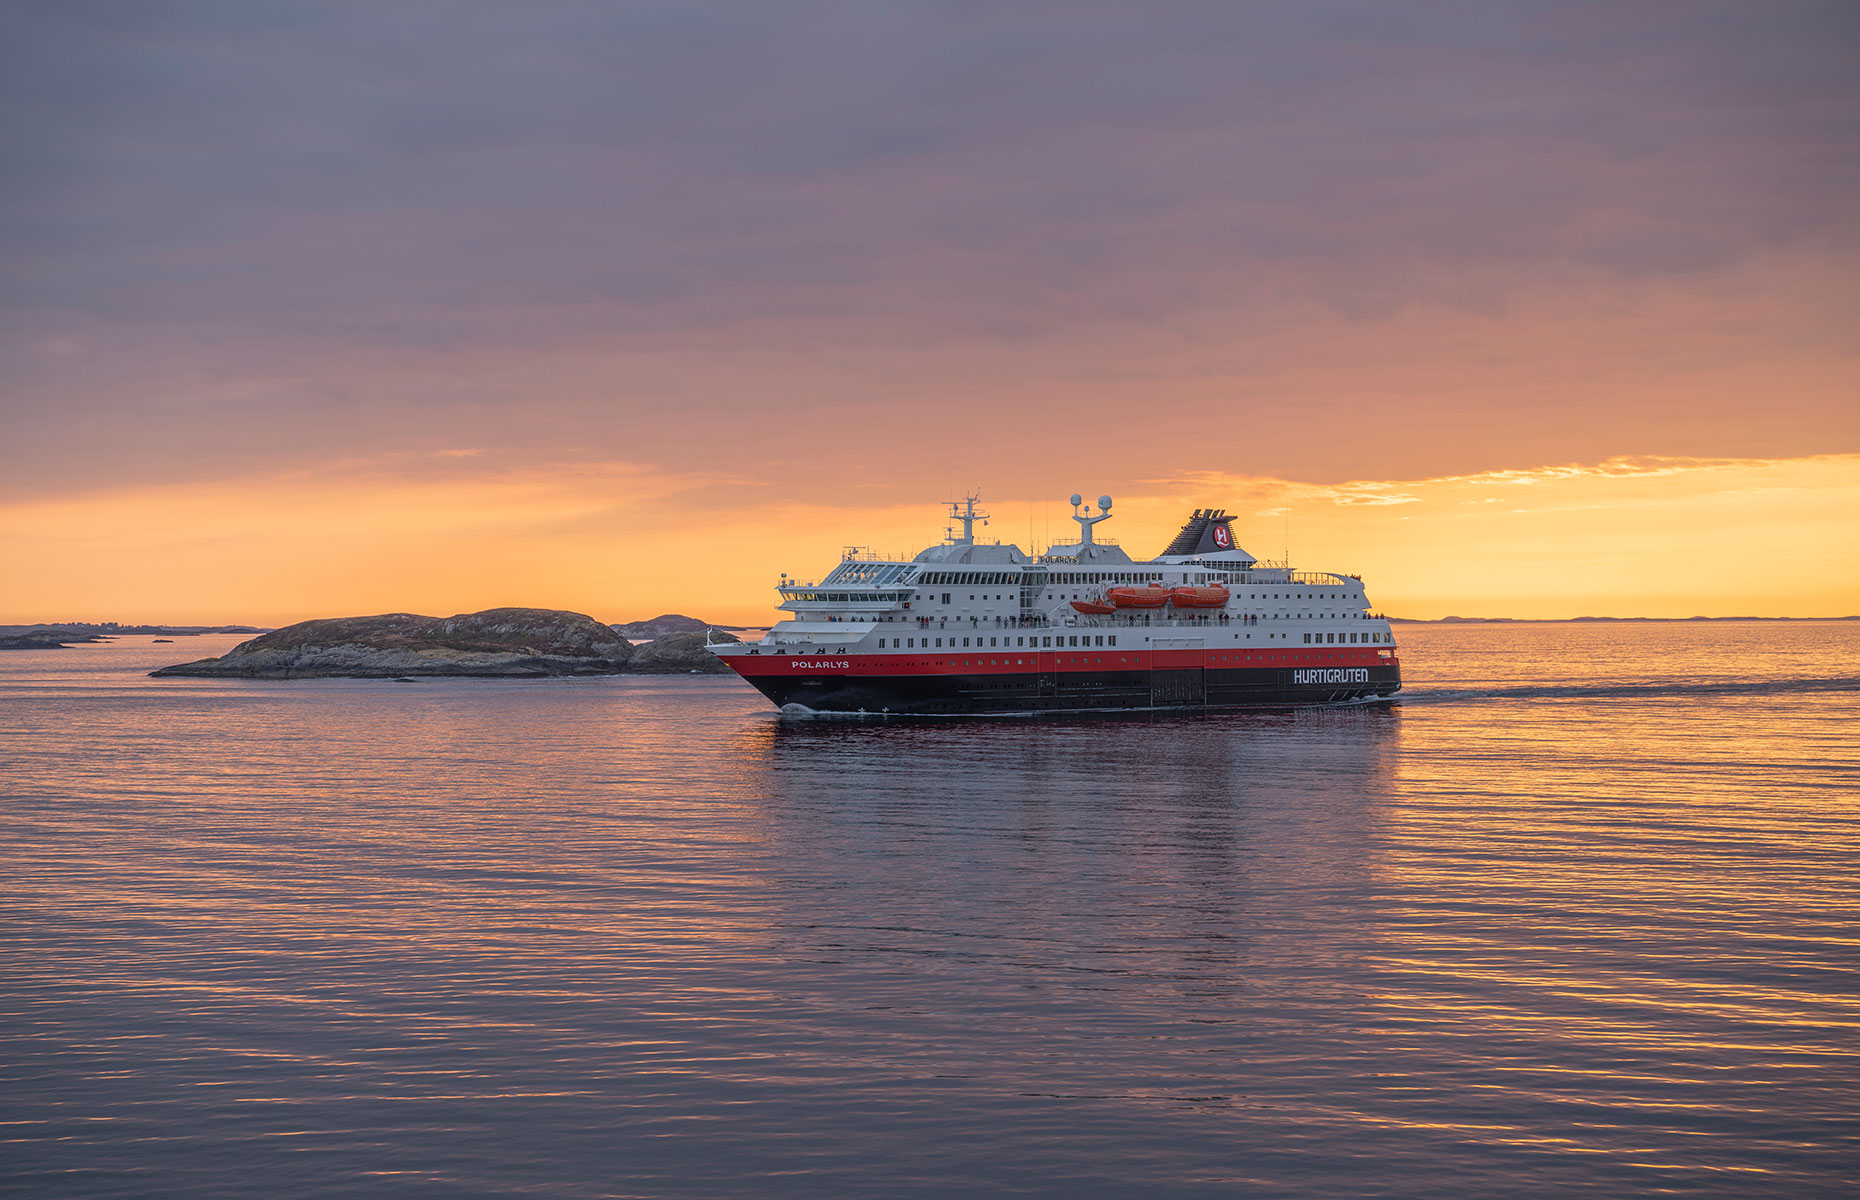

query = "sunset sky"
[3,2,1856,625]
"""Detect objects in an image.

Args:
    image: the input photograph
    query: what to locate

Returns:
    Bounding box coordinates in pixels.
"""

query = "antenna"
[944,492,988,545]
[1068,489,1114,546]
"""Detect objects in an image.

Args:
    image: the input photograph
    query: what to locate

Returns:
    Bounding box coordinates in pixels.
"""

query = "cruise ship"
[708,494,1401,715]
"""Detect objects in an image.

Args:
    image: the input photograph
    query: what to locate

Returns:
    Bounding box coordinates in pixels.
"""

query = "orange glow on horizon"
[3,453,1855,627]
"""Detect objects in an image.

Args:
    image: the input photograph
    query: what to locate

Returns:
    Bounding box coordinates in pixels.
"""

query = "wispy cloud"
[1162,455,1852,513]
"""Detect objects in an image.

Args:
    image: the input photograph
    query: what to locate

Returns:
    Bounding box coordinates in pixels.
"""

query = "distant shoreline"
[1389,615,1860,624]
[0,624,268,651]
[0,624,267,637]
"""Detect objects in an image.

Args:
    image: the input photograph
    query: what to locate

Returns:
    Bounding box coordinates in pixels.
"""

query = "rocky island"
[149,608,741,678]
[0,627,108,650]
[151,608,638,678]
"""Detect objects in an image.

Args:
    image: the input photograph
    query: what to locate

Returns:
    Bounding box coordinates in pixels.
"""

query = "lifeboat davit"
[1170,585,1230,609]
[1108,585,1170,609]
[1070,599,1115,615]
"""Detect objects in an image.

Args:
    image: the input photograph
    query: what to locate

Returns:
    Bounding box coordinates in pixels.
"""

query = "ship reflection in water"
[2,623,1856,1197]
[740,706,1400,1021]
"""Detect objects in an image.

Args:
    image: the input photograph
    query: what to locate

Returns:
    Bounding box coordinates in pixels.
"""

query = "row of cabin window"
[915,571,1183,586]
[811,582,1367,604]
[787,591,909,603]
[875,631,1394,650]
[1043,572,1169,584]
[917,572,1025,586]
[913,571,1364,594]
[886,634,1120,649]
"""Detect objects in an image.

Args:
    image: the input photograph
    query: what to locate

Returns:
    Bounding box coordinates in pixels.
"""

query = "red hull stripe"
[724,648,1397,678]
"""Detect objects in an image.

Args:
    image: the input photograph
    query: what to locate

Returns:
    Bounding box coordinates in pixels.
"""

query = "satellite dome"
[1069,493,1083,507]
[1098,495,1113,510]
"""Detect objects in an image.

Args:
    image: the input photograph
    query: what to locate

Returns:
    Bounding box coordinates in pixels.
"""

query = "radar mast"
[945,493,989,545]
[1069,493,1114,546]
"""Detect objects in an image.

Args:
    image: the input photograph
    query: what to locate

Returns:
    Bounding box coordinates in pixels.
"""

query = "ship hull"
[721,649,1400,716]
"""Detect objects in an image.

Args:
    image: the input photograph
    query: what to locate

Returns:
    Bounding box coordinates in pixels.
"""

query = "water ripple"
[2,625,1857,1197]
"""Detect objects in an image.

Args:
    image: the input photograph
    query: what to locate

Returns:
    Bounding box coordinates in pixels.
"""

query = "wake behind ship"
[708,494,1401,715]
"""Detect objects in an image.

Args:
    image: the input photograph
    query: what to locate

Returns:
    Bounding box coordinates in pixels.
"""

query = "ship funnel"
[1159,509,1252,560]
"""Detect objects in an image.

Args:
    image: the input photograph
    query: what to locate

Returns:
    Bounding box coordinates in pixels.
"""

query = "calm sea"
[3,623,1856,1198]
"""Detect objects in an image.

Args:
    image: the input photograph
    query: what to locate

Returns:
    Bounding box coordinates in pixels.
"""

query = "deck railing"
[838,547,919,563]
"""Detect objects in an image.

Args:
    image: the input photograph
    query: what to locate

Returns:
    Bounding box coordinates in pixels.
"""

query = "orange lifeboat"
[1108,584,1170,609]
[1170,585,1229,609]
[1070,599,1115,615]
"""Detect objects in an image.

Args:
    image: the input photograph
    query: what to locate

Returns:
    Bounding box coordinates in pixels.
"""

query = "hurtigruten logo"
[1293,668,1369,684]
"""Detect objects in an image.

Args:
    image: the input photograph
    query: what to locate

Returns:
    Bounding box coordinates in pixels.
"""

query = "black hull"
[738,664,1401,716]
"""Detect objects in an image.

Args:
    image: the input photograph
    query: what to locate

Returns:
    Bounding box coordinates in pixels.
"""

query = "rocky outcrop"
[150,608,634,678]
[612,613,711,639]
[0,627,105,650]
[626,630,738,673]
[612,613,751,639]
